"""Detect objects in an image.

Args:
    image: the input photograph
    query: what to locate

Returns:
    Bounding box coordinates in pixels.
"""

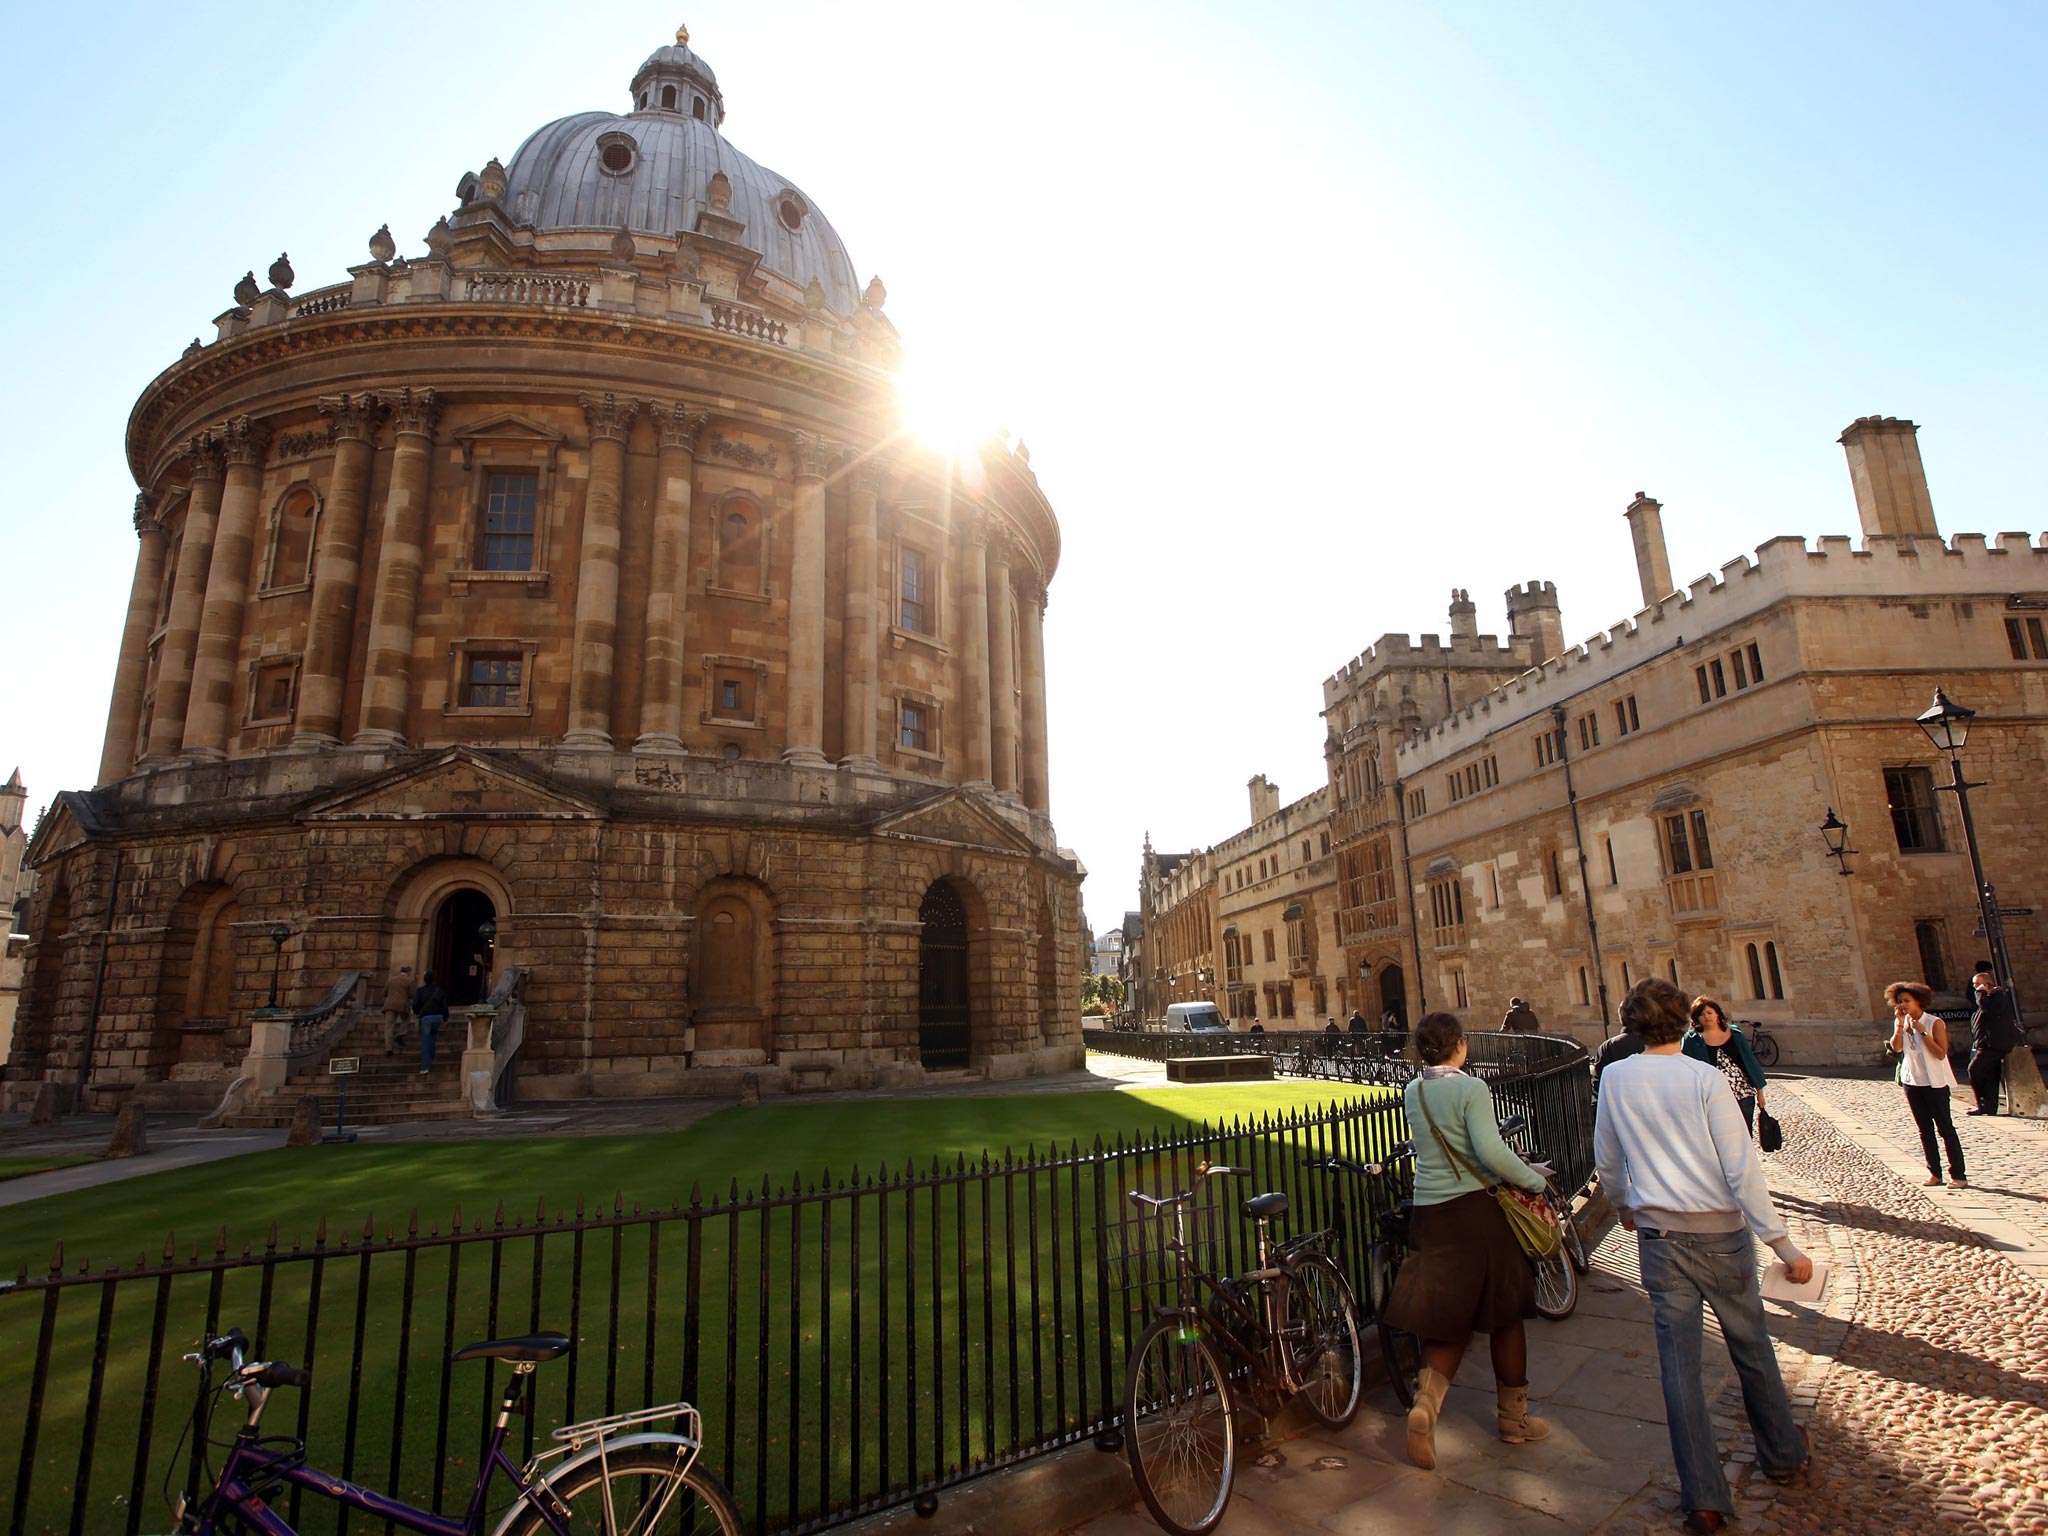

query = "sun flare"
[895,350,1007,462]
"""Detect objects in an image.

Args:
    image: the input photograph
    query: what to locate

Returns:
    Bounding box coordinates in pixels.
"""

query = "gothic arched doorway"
[918,880,971,1069]
[1378,963,1406,1026]
[431,888,498,1008]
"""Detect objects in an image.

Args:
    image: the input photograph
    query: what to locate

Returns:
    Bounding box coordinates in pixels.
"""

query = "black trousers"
[1902,1084,1966,1180]
[1967,1049,2009,1115]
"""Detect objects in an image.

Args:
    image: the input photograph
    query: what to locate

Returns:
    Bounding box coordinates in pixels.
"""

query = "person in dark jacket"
[1967,970,2025,1115]
[1594,1028,1647,1090]
[1681,997,1769,1133]
[1347,1009,1370,1033]
[1499,998,1540,1034]
[412,972,451,1074]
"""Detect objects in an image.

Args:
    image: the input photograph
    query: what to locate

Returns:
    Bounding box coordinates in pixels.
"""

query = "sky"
[1,1,2043,934]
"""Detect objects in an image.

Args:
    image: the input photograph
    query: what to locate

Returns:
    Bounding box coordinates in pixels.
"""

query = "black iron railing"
[5,1038,1593,1536]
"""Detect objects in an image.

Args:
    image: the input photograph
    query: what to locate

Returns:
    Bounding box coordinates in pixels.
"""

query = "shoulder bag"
[1416,1080,1561,1260]
[1756,1104,1784,1154]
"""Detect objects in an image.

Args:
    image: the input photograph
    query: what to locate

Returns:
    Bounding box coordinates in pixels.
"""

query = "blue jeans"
[418,1015,444,1072]
[1638,1227,1806,1515]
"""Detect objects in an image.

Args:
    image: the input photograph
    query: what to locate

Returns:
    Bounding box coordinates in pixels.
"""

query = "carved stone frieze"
[707,433,778,471]
[388,386,441,438]
[650,402,711,453]
[580,391,640,443]
[317,391,388,444]
[272,426,337,461]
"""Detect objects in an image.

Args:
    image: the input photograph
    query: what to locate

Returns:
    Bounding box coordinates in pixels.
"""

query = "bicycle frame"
[1146,1192,1318,1397]
[188,1369,572,1536]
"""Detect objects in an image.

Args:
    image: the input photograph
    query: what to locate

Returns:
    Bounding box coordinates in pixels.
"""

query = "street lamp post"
[266,923,291,1010]
[1916,688,2027,1027]
[1818,808,1855,876]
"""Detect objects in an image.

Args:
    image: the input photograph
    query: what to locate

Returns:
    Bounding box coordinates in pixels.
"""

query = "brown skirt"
[1383,1188,1537,1340]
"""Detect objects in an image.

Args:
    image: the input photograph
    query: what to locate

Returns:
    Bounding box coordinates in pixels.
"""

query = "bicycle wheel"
[1364,1241,1422,1409]
[1123,1316,1237,1536]
[1753,1030,1780,1069]
[1282,1255,1364,1428]
[1550,1181,1590,1276]
[1531,1234,1579,1321]
[504,1444,743,1536]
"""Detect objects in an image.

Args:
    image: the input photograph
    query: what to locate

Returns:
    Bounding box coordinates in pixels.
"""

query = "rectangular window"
[1884,766,1945,852]
[1578,712,1600,751]
[1663,809,1719,914]
[1535,729,1565,767]
[2011,619,2032,659]
[1449,966,1469,1009]
[709,666,753,722]
[1747,642,1764,682]
[1301,840,1311,862]
[1710,658,1727,697]
[1604,836,1618,886]
[899,547,931,633]
[1614,695,1640,735]
[1667,958,1680,984]
[1732,648,1749,689]
[900,702,930,752]
[1488,864,1501,909]
[1543,847,1564,899]
[1576,965,1591,1005]
[248,660,298,724]
[1263,930,1276,963]
[1914,919,1950,992]
[479,471,539,571]
[2007,617,2048,660]
[1696,665,1712,705]
[1408,787,1427,817]
[462,652,523,708]
[1429,876,1466,947]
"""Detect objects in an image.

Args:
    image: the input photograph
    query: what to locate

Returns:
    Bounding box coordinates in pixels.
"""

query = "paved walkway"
[1064,1075,2048,1536]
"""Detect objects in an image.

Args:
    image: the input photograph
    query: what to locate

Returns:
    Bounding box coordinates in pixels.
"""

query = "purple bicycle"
[169,1326,741,1536]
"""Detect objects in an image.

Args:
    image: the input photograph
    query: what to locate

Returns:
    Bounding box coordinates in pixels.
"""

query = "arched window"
[662,85,677,109]
[692,96,707,120]
[1764,942,1785,1000]
[1747,943,1766,1000]
[716,499,762,592]
[263,487,318,590]
[637,92,648,109]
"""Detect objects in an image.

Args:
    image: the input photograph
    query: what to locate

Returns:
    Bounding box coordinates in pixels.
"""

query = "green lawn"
[0,1152,98,1184]
[3,1080,1406,1536]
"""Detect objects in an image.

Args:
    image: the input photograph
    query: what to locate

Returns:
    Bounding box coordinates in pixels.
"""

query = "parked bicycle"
[1119,1163,1365,1535]
[169,1324,741,1535]
[1739,1020,1782,1069]
[1497,1114,1586,1319]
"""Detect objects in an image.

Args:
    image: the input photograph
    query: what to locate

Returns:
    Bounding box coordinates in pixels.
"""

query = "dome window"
[778,193,808,232]
[692,96,707,121]
[596,132,639,177]
[662,85,678,109]
[637,92,648,109]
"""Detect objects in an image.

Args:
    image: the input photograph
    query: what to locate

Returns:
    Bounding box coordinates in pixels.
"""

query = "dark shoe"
[1966,1108,1987,1115]
[1683,1512,1727,1535]
[1764,1458,1811,1486]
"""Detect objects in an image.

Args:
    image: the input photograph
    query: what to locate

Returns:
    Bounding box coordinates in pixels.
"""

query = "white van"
[1165,1002,1230,1034]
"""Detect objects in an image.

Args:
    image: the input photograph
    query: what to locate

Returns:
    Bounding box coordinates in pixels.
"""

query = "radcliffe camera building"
[8,29,1082,1118]
[1142,420,2046,1059]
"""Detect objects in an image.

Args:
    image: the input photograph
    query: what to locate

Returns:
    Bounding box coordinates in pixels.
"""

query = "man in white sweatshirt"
[1595,977,1811,1536]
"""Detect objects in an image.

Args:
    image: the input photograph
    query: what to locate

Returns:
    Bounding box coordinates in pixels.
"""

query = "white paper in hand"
[1760,1260,1829,1304]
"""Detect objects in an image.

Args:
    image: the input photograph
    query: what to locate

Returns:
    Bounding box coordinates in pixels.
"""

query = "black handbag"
[1757,1105,1784,1154]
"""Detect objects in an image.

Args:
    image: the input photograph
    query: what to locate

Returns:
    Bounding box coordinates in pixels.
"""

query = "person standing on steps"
[1887,981,1967,1185]
[1967,969,2024,1116]
[1596,978,1811,1536]
[1346,1008,1369,1033]
[1499,996,1539,1033]
[381,964,414,1055]
[1384,1010,1554,1472]
[412,971,450,1076]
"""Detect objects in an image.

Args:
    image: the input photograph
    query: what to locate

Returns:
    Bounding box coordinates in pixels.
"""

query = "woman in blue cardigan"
[1683,996,1768,1133]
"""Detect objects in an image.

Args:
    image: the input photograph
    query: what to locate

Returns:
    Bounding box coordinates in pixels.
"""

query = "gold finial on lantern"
[676,23,690,44]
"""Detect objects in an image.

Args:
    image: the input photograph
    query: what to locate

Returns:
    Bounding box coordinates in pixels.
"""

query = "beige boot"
[1496,1382,1552,1444]
[1406,1367,1453,1469]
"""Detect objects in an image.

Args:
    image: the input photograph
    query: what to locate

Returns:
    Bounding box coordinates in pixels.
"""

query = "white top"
[1594,1051,1804,1263]
[1897,1014,1958,1089]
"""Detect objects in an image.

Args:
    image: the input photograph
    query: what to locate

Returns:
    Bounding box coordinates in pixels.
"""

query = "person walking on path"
[1499,997,1539,1033]
[1966,969,2024,1116]
[1682,996,1768,1133]
[412,972,450,1075]
[1593,1025,1645,1089]
[1384,1010,1554,1472]
[1595,977,1810,1535]
[381,964,414,1055]
[1887,981,1967,1186]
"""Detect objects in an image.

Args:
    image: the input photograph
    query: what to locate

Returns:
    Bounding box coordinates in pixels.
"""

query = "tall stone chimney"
[1623,493,1675,609]
[1447,589,1477,642]
[1248,774,1280,823]
[1840,416,1938,538]
[1504,581,1563,666]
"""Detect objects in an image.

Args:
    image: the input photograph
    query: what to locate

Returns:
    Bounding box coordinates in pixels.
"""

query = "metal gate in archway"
[917,881,971,1069]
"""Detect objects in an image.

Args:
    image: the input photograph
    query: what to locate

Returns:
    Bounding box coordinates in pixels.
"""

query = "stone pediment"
[303,750,604,822]
[870,789,1035,854]
[23,794,91,867]
[453,412,565,469]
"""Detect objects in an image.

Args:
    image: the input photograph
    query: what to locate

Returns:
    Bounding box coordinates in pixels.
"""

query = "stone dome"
[493,29,860,314]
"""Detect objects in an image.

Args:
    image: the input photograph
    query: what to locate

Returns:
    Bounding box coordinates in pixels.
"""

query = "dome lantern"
[630,23,725,124]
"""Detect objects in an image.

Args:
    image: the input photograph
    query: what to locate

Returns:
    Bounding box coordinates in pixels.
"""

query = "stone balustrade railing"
[464,269,592,308]
[708,301,788,345]
[290,285,353,318]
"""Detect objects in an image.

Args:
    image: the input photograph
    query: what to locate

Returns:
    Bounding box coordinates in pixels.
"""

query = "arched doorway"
[1378,963,1406,1026]
[918,880,971,1069]
[431,888,498,1008]
[689,878,775,1064]
[154,885,240,1074]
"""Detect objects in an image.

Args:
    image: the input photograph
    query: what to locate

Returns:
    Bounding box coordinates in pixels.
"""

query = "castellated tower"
[1504,581,1564,666]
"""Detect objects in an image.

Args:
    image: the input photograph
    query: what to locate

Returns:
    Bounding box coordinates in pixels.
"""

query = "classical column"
[293,392,385,747]
[637,402,706,750]
[182,415,270,759]
[986,529,1019,797]
[98,493,170,783]
[563,393,639,749]
[1019,572,1050,812]
[956,514,993,788]
[783,433,831,767]
[144,437,224,760]
[354,387,441,746]
[839,457,882,769]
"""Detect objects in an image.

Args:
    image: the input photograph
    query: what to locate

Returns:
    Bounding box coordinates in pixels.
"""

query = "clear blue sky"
[1,2,2042,930]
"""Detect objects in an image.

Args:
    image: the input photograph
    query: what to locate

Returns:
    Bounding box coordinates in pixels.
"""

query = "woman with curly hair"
[1682,996,1768,1133]
[1886,980,1967,1188]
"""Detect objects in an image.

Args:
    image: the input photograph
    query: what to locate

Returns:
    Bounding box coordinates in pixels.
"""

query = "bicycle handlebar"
[204,1328,249,1362]
[249,1362,312,1390]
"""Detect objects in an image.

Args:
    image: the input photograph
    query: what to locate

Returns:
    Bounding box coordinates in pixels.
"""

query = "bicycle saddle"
[1242,1191,1289,1222]
[452,1333,572,1364]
